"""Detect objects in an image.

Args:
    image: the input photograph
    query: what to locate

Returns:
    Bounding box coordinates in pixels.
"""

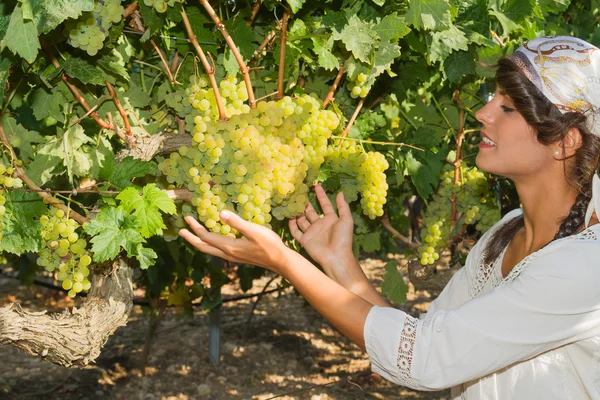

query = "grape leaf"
[370,41,402,79]
[286,0,307,13]
[444,50,476,83]
[476,44,504,78]
[138,2,165,39]
[0,57,10,108]
[183,6,218,55]
[135,245,158,270]
[124,84,151,108]
[374,13,410,42]
[62,57,111,86]
[0,191,45,255]
[100,156,156,190]
[405,0,452,31]
[381,260,408,304]
[84,207,145,262]
[25,153,61,185]
[332,15,379,63]
[1,116,43,163]
[311,36,339,71]
[429,24,469,64]
[38,124,95,184]
[356,232,381,252]
[116,184,177,238]
[3,6,40,63]
[30,87,68,122]
[223,16,257,60]
[32,0,93,34]
[371,0,386,5]
[98,56,129,81]
[0,3,11,40]
[407,150,445,199]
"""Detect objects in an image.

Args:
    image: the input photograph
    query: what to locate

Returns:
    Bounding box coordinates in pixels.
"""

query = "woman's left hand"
[178,210,290,273]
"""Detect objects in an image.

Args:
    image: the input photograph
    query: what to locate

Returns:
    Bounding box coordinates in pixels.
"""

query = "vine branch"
[341,98,365,137]
[323,64,345,108]
[199,0,256,108]
[250,30,277,65]
[276,10,290,100]
[150,39,178,84]
[247,2,261,26]
[180,8,227,120]
[380,214,418,249]
[106,82,133,141]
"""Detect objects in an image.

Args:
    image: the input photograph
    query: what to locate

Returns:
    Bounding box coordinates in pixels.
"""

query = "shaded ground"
[0,256,450,400]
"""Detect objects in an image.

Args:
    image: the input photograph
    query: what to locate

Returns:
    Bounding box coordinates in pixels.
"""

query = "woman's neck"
[513,174,579,253]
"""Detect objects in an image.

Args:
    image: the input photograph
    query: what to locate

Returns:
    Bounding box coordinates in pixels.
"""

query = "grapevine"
[0,162,24,241]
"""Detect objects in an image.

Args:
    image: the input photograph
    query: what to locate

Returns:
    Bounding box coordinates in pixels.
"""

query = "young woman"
[179,36,600,398]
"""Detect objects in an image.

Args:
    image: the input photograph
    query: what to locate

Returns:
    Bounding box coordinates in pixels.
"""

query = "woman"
[179,36,600,398]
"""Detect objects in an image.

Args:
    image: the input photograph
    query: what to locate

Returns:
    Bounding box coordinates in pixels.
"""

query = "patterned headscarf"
[507,36,600,226]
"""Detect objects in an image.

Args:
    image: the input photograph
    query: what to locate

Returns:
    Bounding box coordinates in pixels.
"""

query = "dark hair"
[483,57,600,265]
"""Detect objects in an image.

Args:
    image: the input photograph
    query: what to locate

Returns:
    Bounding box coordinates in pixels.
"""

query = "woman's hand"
[178,210,290,274]
[289,184,355,269]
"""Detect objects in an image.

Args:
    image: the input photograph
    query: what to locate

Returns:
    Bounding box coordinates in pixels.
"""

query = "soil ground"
[0,256,451,400]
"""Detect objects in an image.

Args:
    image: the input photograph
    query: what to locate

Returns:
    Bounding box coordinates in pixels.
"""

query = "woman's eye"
[501,105,516,113]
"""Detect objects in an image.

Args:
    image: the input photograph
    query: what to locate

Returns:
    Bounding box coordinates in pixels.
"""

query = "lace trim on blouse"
[395,314,419,386]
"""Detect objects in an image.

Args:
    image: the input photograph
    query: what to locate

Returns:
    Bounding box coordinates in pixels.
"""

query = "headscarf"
[507,36,600,227]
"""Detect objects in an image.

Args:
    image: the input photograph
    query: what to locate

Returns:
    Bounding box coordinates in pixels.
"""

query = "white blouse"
[364,209,600,399]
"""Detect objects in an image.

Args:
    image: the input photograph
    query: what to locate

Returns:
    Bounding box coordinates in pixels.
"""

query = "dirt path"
[0,257,450,400]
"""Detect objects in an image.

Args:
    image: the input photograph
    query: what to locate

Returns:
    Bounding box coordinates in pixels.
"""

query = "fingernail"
[221,210,230,221]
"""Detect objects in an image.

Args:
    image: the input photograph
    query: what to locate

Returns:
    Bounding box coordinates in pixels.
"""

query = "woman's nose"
[475,101,494,126]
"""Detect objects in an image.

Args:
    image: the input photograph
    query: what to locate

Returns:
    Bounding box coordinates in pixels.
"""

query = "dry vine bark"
[0,258,133,367]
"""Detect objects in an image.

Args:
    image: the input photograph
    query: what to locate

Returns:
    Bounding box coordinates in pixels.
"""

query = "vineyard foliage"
[0,0,598,309]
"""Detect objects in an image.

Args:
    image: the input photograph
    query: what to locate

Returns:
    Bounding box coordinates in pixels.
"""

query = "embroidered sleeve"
[396,315,419,386]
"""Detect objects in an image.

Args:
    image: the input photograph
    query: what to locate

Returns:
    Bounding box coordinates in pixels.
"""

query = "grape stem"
[106,82,134,141]
[44,46,112,131]
[150,39,179,85]
[0,124,89,225]
[250,29,277,65]
[323,64,345,109]
[331,135,424,151]
[380,214,419,249]
[247,2,261,26]
[180,8,227,121]
[198,0,257,108]
[68,95,110,127]
[276,10,290,100]
[341,98,365,138]
[491,30,506,47]
[255,91,279,103]
[123,1,138,18]
[451,89,466,225]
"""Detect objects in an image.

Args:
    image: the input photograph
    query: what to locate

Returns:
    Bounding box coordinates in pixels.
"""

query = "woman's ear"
[560,127,583,158]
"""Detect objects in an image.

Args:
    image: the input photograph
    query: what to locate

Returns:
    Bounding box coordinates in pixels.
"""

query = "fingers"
[314,184,335,215]
[288,217,303,242]
[304,201,321,223]
[178,228,229,259]
[296,213,311,231]
[336,191,353,222]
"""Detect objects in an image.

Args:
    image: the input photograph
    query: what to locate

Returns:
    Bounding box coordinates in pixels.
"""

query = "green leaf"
[476,44,504,78]
[100,156,156,190]
[0,191,45,255]
[38,124,95,184]
[286,0,307,13]
[124,84,151,108]
[62,56,110,86]
[311,36,339,71]
[1,116,43,163]
[25,153,61,185]
[407,150,444,199]
[356,232,381,252]
[3,6,40,63]
[0,52,11,108]
[371,0,386,5]
[374,13,410,42]
[444,50,476,83]
[183,6,218,55]
[138,1,165,38]
[405,0,452,31]
[135,245,158,270]
[370,41,401,79]
[30,87,68,122]
[84,207,145,262]
[32,0,93,34]
[98,56,129,81]
[381,260,408,304]
[223,16,256,60]
[116,183,177,238]
[429,24,469,64]
[333,15,379,63]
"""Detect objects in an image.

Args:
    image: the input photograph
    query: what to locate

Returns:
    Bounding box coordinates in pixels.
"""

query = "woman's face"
[475,88,555,180]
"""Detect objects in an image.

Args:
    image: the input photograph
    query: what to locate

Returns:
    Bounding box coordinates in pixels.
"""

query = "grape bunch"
[64,0,124,56]
[348,73,371,99]
[143,0,183,13]
[36,208,93,298]
[0,163,24,241]
[418,164,501,265]
[324,140,389,219]
[159,94,342,235]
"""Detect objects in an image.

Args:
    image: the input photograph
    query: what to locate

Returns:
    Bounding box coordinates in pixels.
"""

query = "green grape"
[0,162,23,241]
[417,164,501,264]
[37,206,94,297]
